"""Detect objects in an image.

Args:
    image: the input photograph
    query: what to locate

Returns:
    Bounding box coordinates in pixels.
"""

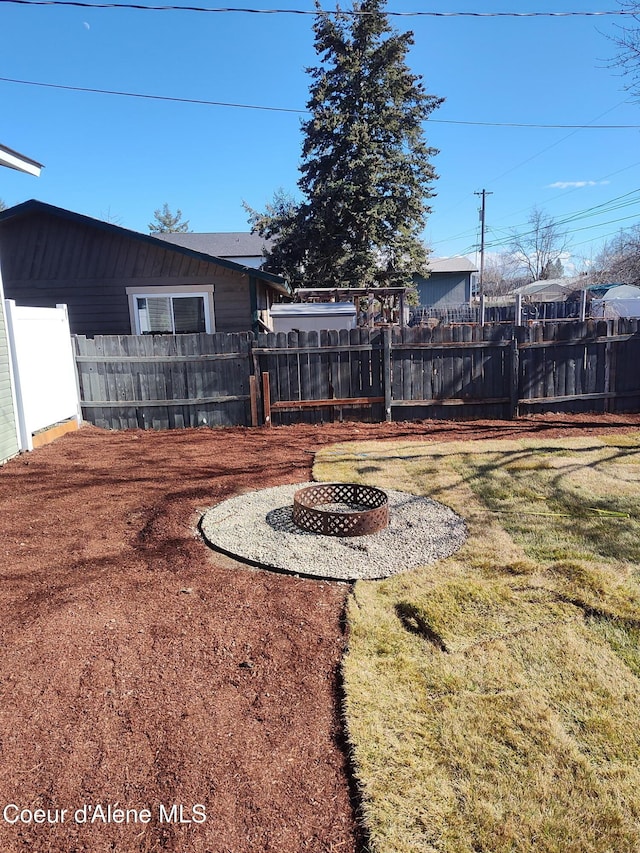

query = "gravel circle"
[200,482,467,581]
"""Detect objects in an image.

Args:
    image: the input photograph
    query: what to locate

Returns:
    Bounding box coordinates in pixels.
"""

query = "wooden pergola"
[295,287,409,328]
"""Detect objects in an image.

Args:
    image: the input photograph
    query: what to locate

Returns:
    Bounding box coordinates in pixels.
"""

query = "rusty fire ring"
[292,482,389,537]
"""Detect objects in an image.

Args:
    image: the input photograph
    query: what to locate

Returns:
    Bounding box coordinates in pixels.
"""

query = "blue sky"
[2,0,639,271]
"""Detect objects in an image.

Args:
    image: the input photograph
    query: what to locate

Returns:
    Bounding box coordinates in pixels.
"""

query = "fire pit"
[292,482,389,537]
[200,482,468,581]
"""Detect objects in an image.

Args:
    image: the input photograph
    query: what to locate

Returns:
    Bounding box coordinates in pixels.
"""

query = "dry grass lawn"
[314,434,640,853]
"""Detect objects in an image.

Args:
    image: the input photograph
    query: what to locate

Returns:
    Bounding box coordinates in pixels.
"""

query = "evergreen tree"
[247,0,443,289]
[149,203,190,234]
[541,258,564,280]
[244,189,307,288]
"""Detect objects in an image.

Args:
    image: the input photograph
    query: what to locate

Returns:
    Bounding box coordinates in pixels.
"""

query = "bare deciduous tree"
[99,206,123,225]
[509,207,570,283]
[590,224,640,286]
[609,2,640,97]
[481,253,527,296]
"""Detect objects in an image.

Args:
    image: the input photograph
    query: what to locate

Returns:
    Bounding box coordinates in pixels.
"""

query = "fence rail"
[73,319,640,429]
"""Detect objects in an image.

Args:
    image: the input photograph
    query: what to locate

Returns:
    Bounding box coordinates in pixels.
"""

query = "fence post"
[3,299,27,451]
[383,326,392,422]
[515,293,523,327]
[249,375,259,427]
[510,336,520,419]
[249,335,263,426]
[262,371,272,427]
[480,294,486,326]
[57,304,83,428]
[579,288,587,322]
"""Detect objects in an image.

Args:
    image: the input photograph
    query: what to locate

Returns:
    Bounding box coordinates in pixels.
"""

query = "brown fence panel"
[252,328,385,425]
[385,324,514,421]
[610,319,640,414]
[74,332,253,429]
[516,319,640,415]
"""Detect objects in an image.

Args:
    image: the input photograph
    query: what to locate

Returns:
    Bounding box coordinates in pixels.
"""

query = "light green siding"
[0,301,19,464]
[414,272,471,308]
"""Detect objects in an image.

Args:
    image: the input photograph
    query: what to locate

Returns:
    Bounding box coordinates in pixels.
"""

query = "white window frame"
[126,285,216,335]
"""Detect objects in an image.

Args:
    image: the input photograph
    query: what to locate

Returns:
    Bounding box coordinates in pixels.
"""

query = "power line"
[434,120,640,128]
[2,76,640,128]
[431,183,640,251]
[486,101,637,187]
[432,103,640,253]
[473,207,640,254]
[430,101,638,237]
[480,146,640,232]
[486,189,640,240]
[0,76,306,112]
[452,189,640,254]
[481,200,640,250]
[0,0,636,15]
[572,222,640,249]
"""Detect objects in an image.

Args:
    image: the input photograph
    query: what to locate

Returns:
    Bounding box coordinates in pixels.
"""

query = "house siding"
[415,272,471,308]
[214,273,252,332]
[0,213,256,336]
[0,299,19,464]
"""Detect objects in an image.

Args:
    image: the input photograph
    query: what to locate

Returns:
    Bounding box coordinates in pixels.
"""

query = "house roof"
[585,282,627,293]
[597,285,640,300]
[426,256,478,274]
[0,200,289,294]
[0,143,43,177]
[513,278,579,301]
[157,231,273,258]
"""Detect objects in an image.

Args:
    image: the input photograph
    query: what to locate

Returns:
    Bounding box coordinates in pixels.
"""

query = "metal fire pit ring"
[292,482,389,537]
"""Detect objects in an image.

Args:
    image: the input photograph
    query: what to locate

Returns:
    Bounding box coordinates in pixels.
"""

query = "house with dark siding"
[0,200,289,338]
[414,257,478,308]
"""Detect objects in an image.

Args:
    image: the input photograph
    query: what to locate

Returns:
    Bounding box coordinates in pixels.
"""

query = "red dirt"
[1,414,640,853]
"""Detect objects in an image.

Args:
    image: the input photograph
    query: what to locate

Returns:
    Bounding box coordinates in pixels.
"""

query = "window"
[127,287,215,335]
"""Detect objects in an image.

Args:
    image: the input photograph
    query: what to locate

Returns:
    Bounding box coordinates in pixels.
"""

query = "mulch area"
[2,413,640,853]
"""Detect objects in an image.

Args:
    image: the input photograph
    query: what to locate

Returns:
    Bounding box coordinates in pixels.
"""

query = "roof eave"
[0,144,43,177]
[0,199,287,289]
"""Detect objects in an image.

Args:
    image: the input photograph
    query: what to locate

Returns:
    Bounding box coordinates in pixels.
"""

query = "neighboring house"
[413,257,478,308]
[0,201,289,337]
[0,144,43,464]
[157,231,273,270]
[512,278,581,302]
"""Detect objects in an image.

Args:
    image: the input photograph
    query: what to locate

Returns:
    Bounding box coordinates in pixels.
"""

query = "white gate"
[4,300,81,451]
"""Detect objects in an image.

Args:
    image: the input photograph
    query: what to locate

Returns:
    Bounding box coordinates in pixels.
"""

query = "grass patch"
[314,434,640,853]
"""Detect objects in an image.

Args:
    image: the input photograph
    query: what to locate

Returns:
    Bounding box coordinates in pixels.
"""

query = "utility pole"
[474,189,492,299]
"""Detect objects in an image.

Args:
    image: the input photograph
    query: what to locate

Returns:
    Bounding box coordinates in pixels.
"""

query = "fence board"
[152,335,171,429]
[421,329,433,403]
[327,329,339,419]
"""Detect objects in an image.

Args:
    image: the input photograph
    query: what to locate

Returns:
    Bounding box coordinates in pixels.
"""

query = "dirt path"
[1,415,640,853]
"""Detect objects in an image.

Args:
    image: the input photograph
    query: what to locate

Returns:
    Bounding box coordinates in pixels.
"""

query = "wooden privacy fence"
[74,332,253,429]
[73,319,640,430]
